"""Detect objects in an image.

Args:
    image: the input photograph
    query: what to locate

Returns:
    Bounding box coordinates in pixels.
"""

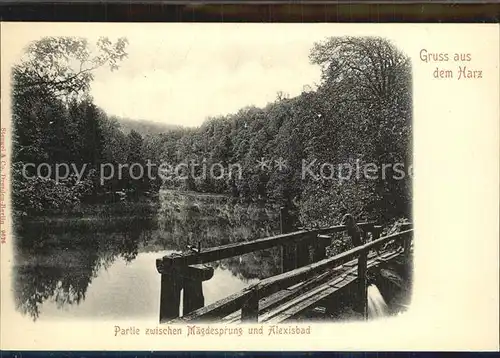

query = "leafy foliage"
[11,36,130,215]
[12,35,411,227]
[145,37,412,226]
[13,37,128,98]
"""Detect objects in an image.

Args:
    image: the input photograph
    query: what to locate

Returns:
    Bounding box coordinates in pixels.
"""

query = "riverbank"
[16,197,159,220]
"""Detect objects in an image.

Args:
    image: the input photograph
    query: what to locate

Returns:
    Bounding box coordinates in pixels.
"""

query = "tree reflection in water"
[14,194,281,321]
[14,216,147,320]
[157,192,282,279]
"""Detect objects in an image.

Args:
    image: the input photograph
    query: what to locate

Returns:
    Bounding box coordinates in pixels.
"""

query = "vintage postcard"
[0,22,498,351]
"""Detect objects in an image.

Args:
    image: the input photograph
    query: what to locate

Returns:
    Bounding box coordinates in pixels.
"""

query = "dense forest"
[11,36,412,227]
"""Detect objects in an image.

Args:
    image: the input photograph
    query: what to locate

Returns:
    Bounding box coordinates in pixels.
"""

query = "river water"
[13,191,282,322]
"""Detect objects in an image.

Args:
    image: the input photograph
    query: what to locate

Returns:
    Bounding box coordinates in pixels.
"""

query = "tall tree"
[306,36,412,221]
[11,36,128,215]
[12,36,128,163]
[13,36,128,98]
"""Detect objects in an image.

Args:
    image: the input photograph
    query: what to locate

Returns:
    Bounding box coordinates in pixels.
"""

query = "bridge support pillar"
[357,251,368,320]
[241,288,259,322]
[157,260,214,323]
[280,206,298,273]
[296,241,311,267]
[159,274,182,323]
[372,226,382,241]
[281,245,297,273]
[183,279,205,316]
[402,231,413,286]
[314,235,331,261]
[403,236,411,261]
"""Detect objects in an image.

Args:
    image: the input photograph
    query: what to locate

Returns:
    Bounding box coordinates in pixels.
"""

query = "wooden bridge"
[156,210,413,324]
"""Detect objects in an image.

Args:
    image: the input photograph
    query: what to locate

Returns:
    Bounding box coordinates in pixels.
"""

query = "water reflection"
[14,192,281,321]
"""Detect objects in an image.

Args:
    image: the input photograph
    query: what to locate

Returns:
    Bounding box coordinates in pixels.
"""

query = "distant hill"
[111,116,184,136]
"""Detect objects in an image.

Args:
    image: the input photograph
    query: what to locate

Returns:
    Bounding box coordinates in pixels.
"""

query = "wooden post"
[403,235,411,260]
[159,274,182,323]
[279,206,287,234]
[183,279,205,316]
[312,243,326,262]
[313,235,331,262]
[372,225,382,254]
[372,226,381,240]
[362,230,369,248]
[357,250,368,320]
[280,206,297,273]
[180,265,213,316]
[296,240,311,268]
[241,289,259,322]
[157,260,214,321]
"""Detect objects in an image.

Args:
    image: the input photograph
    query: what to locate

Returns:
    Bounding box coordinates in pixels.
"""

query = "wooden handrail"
[173,285,256,322]
[252,229,412,299]
[170,229,413,322]
[157,222,377,272]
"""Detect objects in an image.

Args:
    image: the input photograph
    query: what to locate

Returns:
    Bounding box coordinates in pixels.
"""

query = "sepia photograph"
[8,26,413,325]
[1,22,498,352]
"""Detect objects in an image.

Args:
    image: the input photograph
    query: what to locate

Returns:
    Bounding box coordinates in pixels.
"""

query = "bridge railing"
[170,228,413,323]
[156,222,377,271]
[156,216,383,322]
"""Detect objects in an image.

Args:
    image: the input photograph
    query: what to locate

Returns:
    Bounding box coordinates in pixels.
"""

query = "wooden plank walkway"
[167,229,413,323]
[158,205,413,324]
[219,247,403,323]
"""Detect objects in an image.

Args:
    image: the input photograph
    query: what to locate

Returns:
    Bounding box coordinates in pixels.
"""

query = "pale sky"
[89,26,323,127]
[4,22,473,128]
